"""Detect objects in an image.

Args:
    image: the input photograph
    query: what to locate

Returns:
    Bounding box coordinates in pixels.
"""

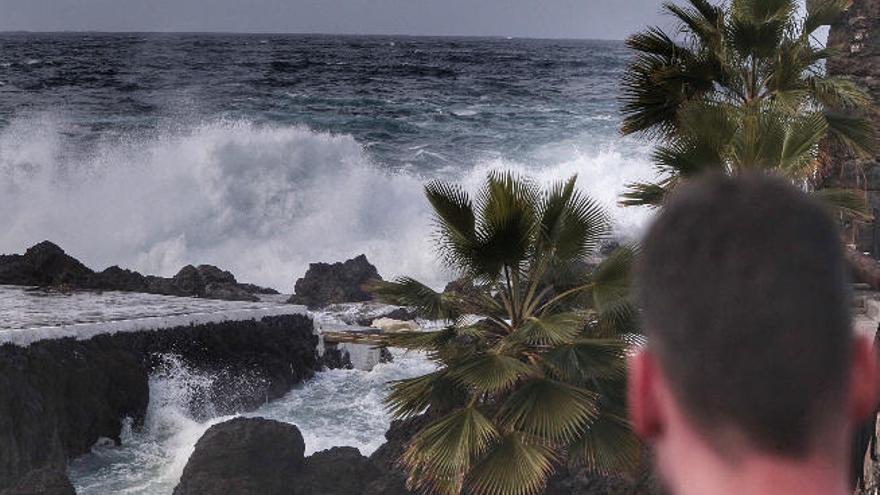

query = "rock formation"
[0,241,278,301]
[0,314,318,491]
[173,417,306,495]
[287,255,382,308]
[175,418,387,495]
[0,468,76,495]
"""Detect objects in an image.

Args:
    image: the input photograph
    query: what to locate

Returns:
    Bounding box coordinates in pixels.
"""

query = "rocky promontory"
[0,241,278,302]
[287,254,382,308]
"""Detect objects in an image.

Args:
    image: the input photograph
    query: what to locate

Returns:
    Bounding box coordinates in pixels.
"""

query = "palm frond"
[472,171,539,277]
[824,111,879,158]
[542,338,629,383]
[536,176,610,263]
[803,0,848,35]
[450,353,535,393]
[590,245,637,314]
[809,76,873,110]
[404,406,499,495]
[619,181,671,207]
[569,412,641,475]
[467,432,557,495]
[778,111,827,176]
[370,277,460,320]
[498,378,599,443]
[513,312,584,346]
[812,188,872,220]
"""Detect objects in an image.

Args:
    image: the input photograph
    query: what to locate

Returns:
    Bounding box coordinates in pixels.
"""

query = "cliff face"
[824,0,880,253]
[0,314,319,491]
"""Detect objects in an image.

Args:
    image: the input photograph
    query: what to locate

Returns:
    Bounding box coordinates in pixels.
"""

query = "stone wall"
[823,0,880,253]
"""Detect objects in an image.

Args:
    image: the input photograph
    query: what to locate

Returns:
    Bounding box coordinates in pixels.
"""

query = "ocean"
[0,33,654,292]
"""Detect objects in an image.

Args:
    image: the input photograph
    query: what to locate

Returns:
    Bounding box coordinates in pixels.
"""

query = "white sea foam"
[68,349,436,495]
[0,115,656,292]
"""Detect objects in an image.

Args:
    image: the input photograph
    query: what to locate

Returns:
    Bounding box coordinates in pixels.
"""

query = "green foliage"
[372,173,640,495]
[620,0,877,211]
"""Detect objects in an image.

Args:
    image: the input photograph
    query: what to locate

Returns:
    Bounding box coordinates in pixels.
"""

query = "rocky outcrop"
[0,241,278,301]
[301,447,383,495]
[175,419,383,495]
[0,314,318,491]
[174,417,306,495]
[287,255,381,308]
[0,468,76,495]
[0,241,92,287]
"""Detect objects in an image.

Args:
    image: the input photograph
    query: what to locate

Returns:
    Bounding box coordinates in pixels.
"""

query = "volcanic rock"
[288,255,382,308]
[0,241,93,287]
[299,447,383,495]
[0,468,76,495]
[174,417,305,495]
[0,242,275,301]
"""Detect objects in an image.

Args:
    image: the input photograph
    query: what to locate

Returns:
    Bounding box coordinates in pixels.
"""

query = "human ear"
[628,349,663,439]
[849,334,879,422]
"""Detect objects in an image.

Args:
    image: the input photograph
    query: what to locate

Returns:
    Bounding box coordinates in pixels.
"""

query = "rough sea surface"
[0,33,654,292]
[0,34,655,494]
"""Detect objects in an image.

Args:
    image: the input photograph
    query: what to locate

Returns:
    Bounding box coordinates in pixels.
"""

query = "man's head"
[629,173,877,485]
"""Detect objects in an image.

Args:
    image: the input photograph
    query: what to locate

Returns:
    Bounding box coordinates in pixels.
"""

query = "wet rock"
[299,447,382,495]
[0,242,275,301]
[195,265,237,285]
[203,282,260,302]
[85,266,149,292]
[171,265,204,295]
[0,468,76,495]
[238,283,280,295]
[0,241,93,287]
[174,417,305,495]
[287,255,382,308]
[321,345,354,370]
[365,415,433,495]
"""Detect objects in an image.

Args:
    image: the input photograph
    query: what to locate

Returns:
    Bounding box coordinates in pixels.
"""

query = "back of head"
[637,172,852,456]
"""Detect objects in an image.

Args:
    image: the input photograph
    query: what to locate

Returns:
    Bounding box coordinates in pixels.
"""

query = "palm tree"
[371,172,641,495]
[619,0,877,210]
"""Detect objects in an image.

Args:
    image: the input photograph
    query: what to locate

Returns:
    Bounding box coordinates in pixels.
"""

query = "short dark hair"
[637,172,852,456]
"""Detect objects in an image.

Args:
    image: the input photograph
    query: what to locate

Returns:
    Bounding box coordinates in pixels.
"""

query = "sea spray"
[0,117,654,292]
[68,349,436,495]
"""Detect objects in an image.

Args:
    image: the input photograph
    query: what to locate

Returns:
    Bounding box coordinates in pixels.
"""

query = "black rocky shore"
[0,240,279,302]
[0,242,652,494]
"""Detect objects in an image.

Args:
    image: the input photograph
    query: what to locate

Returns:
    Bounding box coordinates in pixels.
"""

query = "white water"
[0,115,655,292]
[68,349,437,495]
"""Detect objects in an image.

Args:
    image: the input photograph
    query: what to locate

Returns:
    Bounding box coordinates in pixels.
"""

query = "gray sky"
[0,0,671,40]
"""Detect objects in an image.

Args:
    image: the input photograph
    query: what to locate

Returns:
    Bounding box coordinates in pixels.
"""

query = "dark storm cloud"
[0,0,670,39]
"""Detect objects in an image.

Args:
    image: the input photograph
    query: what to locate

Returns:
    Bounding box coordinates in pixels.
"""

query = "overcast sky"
[0,0,673,40]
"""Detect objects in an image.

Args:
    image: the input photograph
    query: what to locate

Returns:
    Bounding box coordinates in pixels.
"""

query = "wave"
[0,114,654,291]
[68,349,437,495]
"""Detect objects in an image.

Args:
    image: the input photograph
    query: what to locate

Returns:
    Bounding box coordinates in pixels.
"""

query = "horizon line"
[0,29,625,42]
